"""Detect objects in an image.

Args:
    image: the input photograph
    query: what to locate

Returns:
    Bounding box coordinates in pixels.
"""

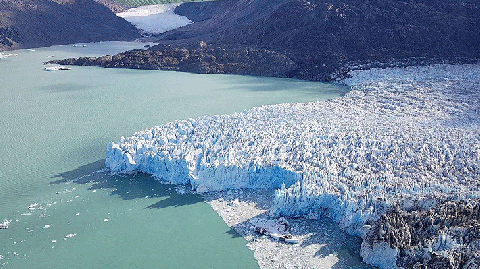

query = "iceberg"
[106,64,480,268]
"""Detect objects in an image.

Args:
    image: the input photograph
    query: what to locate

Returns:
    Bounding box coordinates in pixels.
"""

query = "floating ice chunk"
[0,220,11,229]
[64,233,76,238]
[42,225,51,229]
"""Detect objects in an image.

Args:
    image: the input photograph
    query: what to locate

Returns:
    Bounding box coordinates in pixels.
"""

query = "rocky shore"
[52,43,303,79]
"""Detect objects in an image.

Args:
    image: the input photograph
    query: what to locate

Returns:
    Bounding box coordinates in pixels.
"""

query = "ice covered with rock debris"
[106,64,480,267]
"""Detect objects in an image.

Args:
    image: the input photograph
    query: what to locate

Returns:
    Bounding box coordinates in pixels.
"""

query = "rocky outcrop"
[52,42,304,79]
[0,0,139,51]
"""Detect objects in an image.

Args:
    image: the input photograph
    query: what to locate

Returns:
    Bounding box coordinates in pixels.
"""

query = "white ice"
[117,4,192,35]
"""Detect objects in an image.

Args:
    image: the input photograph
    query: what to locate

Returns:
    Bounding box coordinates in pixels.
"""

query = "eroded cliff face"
[0,0,139,51]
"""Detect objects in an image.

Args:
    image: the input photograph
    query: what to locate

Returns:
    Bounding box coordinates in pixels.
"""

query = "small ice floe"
[103,218,109,222]
[0,219,11,229]
[251,217,299,244]
[44,65,71,71]
[42,225,51,229]
[64,233,76,239]
[75,213,80,216]
[0,53,16,59]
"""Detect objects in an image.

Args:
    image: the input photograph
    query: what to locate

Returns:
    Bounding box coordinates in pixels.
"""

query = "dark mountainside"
[0,0,139,51]
[55,0,480,81]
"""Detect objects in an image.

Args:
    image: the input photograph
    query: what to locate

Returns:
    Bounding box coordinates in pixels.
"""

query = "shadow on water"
[225,228,243,239]
[50,159,203,209]
[217,75,350,96]
[40,82,91,92]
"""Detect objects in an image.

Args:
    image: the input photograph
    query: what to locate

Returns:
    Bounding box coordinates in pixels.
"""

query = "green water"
[0,42,349,268]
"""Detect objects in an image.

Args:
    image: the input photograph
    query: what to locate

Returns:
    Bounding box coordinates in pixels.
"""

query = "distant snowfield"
[106,64,480,268]
[117,4,192,35]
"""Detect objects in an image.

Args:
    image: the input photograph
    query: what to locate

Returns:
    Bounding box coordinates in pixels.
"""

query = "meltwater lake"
[0,42,348,268]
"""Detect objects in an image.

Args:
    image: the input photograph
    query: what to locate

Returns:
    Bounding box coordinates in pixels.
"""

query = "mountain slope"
[54,0,480,81]
[171,0,480,79]
[0,0,140,51]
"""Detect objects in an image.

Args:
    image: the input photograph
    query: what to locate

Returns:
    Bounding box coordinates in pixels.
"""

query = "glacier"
[116,4,192,35]
[106,64,480,268]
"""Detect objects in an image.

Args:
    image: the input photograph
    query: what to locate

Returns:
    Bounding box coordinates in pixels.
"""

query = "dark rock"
[51,42,300,78]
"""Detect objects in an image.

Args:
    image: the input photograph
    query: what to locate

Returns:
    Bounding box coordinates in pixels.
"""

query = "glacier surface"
[106,64,480,267]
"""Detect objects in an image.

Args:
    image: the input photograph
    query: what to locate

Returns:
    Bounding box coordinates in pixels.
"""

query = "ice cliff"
[106,64,480,268]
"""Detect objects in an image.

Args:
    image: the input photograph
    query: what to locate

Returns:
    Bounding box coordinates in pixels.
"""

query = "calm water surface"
[0,42,349,268]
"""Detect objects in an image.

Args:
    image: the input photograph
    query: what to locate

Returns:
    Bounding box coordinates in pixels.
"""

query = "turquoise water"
[0,42,349,268]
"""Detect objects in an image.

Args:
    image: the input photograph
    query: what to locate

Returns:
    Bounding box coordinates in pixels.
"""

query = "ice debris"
[0,220,11,229]
[64,233,76,239]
